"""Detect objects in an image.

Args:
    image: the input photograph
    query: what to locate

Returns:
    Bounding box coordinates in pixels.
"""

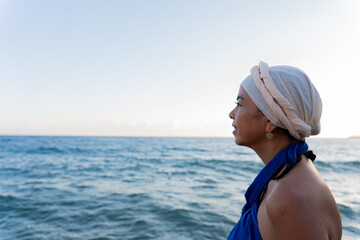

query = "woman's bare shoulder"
[259,157,342,240]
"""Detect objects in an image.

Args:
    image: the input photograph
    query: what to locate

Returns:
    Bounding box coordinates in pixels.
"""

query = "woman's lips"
[232,125,237,134]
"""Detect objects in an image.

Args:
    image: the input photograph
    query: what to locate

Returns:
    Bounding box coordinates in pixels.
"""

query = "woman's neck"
[252,138,298,165]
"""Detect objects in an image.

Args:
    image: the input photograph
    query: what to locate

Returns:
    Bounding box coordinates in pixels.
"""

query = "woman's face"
[229,86,267,147]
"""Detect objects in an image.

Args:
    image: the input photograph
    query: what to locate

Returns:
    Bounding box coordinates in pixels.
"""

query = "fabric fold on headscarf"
[241,61,322,140]
[227,142,309,240]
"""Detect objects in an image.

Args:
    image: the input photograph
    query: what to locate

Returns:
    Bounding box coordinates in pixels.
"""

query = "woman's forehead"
[238,86,249,100]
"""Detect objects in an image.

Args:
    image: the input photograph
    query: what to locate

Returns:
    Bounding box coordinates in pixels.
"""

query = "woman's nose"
[229,108,235,119]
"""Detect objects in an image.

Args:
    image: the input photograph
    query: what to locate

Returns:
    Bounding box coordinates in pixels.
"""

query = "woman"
[228,62,342,240]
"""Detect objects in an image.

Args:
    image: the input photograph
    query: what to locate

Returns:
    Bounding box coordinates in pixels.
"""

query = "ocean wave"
[25,146,95,155]
[164,146,209,152]
[316,160,360,173]
[25,146,64,154]
[337,203,358,220]
[343,226,360,236]
[0,137,12,142]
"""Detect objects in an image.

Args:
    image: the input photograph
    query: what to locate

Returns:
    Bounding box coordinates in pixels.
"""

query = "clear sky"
[0,0,359,138]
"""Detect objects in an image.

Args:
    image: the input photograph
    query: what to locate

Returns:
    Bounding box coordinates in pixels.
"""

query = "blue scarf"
[227,142,309,240]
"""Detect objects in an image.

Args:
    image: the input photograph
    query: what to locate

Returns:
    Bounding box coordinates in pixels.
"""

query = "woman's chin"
[234,136,242,146]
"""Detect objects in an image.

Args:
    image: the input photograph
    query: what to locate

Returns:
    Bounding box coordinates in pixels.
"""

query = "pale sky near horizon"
[1,0,359,138]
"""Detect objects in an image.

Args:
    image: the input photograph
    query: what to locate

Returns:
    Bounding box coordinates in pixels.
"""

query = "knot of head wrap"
[242,61,322,140]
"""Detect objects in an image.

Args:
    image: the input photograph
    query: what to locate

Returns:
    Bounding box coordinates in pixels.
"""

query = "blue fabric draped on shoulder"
[227,142,309,240]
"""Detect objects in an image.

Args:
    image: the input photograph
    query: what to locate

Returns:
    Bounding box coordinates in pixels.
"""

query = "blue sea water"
[0,136,359,239]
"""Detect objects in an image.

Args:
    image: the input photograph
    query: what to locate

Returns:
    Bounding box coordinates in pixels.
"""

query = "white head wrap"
[241,61,322,140]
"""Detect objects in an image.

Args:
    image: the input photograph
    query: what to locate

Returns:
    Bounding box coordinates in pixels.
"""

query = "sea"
[0,136,359,240]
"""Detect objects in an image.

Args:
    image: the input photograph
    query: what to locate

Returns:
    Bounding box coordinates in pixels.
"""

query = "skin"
[229,86,342,240]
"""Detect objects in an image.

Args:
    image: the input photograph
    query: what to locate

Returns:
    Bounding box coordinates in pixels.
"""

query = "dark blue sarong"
[227,142,309,240]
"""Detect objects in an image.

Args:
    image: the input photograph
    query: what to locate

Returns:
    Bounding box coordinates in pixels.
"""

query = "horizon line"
[0,134,357,139]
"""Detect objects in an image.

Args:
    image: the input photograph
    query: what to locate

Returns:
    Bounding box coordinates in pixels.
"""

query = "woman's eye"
[235,101,242,107]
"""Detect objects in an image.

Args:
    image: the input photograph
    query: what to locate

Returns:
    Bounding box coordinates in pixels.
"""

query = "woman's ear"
[266,121,277,133]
